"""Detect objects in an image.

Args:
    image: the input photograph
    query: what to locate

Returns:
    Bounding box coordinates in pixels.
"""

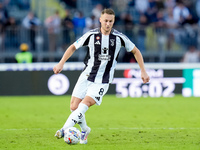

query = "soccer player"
[53,8,150,144]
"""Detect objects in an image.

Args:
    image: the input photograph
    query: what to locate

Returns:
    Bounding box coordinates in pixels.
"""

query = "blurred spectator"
[186,1,198,16]
[154,10,167,29]
[84,15,99,33]
[154,10,167,52]
[174,1,198,47]
[145,0,158,23]
[5,17,19,48]
[121,12,134,40]
[135,0,149,14]
[155,0,165,11]
[110,0,128,16]
[164,0,176,9]
[183,24,198,48]
[172,0,196,48]
[72,11,85,39]
[181,13,199,25]
[166,7,178,29]
[196,0,200,20]
[45,10,61,61]
[62,9,74,49]
[121,12,136,63]
[181,45,200,62]
[0,2,9,51]
[165,7,179,50]
[92,4,103,19]
[173,0,190,25]
[128,0,135,7]
[137,14,148,51]
[22,11,41,51]
[15,43,33,63]
[17,0,30,10]
[0,2,8,22]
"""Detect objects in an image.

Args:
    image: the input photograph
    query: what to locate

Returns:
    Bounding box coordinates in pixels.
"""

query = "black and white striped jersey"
[73,28,135,84]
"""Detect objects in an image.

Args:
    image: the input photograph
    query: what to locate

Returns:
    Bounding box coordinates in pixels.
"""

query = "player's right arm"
[53,30,94,74]
[53,44,76,74]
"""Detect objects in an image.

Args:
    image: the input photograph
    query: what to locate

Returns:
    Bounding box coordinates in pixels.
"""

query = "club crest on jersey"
[98,47,111,61]
[110,39,115,46]
[96,36,100,40]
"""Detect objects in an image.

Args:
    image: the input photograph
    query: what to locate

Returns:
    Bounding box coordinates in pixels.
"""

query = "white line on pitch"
[1,127,200,131]
[97,127,200,130]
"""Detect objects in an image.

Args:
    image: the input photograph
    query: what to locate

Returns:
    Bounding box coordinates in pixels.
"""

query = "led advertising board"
[0,63,199,97]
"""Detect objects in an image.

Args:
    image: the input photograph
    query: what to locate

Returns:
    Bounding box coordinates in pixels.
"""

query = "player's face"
[100,13,115,35]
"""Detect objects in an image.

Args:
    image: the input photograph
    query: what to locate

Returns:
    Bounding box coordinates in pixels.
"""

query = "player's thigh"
[70,96,82,111]
[86,82,109,105]
[72,72,87,100]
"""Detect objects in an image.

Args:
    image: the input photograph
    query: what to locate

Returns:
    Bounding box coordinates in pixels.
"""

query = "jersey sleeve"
[122,35,135,52]
[73,31,92,49]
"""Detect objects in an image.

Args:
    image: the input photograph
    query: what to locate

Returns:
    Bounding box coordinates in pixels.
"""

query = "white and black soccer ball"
[64,127,81,144]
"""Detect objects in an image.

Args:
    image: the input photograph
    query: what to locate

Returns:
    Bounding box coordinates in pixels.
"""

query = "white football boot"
[80,127,91,144]
[54,129,64,139]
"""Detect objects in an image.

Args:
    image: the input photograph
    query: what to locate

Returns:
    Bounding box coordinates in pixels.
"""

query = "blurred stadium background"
[0,0,200,63]
[0,0,200,97]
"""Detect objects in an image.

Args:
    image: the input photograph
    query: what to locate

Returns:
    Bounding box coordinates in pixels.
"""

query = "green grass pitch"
[0,95,200,150]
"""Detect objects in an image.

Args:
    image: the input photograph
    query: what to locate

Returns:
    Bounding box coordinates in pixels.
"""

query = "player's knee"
[81,96,96,107]
[70,100,80,111]
[70,104,78,111]
[70,96,82,111]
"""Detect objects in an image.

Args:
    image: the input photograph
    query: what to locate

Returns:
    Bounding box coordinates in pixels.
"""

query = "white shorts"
[72,72,109,105]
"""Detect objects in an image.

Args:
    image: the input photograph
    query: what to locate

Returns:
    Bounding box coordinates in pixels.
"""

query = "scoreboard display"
[112,69,185,97]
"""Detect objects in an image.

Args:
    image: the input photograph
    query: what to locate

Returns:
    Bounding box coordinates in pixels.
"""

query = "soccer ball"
[64,127,81,144]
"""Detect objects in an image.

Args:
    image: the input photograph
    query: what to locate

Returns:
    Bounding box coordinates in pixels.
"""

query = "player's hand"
[141,71,150,83]
[53,63,63,74]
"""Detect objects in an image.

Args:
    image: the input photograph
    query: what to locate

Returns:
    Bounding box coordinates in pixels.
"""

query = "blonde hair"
[101,8,115,16]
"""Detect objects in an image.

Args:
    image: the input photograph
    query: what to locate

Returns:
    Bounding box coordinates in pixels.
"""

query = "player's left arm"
[131,46,150,83]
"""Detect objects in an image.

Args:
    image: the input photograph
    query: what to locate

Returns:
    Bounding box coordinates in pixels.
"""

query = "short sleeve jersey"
[73,28,135,83]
